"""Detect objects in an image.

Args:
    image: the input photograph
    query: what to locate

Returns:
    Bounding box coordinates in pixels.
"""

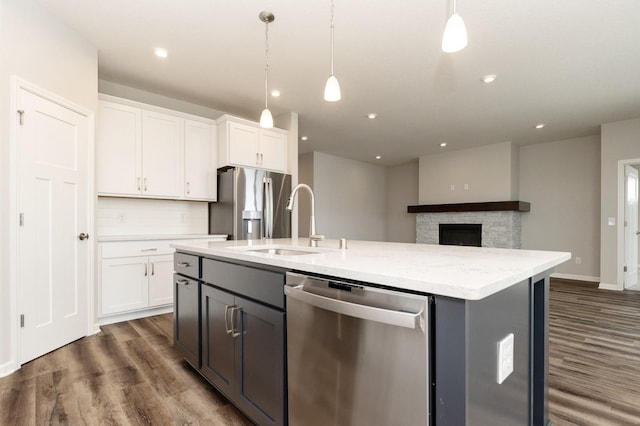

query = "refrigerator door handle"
[266,177,274,238]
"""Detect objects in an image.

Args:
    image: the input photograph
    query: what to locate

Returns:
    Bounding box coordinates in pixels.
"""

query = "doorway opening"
[620,160,640,291]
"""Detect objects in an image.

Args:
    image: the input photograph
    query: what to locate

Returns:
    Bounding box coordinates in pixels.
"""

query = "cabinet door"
[148,254,174,306]
[100,257,149,315]
[228,121,259,167]
[174,274,200,368]
[96,101,142,195]
[259,130,287,172]
[184,120,217,200]
[201,284,236,398]
[235,296,285,426]
[142,110,183,198]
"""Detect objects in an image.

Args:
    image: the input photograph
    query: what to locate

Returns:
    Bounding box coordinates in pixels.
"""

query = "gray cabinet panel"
[173,275,200,368]
[202,258,285,309]
[235,296,285,426]
[201,284,236,397]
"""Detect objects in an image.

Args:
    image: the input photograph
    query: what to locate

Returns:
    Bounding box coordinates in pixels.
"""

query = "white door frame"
[5,76,97,376]
[616,158,640,291]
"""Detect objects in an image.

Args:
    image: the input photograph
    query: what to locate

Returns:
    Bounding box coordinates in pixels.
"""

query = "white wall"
[386,161,418,243]
[600,117,640,288]
[0,0,98,374]
[299,152,387,241]
[519,136,601,280]
[419,141,519,204]
[297,152,314,237]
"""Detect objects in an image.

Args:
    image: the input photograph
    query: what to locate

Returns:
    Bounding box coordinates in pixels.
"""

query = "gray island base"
[171,238,569,426]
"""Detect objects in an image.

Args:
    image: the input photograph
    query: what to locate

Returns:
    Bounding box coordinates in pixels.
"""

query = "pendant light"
[259,11,274,128]
[324,0,341,101]
[442,0,468,53]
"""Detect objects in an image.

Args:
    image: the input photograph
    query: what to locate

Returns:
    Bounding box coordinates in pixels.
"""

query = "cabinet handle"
[186,182,190,195]
[137,177,141,191]
[141,248,157,252]
[177,261,190,267]
[230,306,242,338]
[151,263,155,276]
[256,152,260,165]
[260,153,263,165]
[224,305,233,334]
[176,279,189,285]
[144,264,148,277]
[144,177,148,191]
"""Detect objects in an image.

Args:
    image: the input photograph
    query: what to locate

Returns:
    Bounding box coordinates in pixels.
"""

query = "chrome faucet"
[286,183,325,247]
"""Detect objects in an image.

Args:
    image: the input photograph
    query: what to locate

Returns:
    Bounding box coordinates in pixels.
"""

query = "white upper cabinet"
[96,101,142,195]
[184,119,217,200]
[141,110,183,198]
[218,115,288,172]
[96,96,217,201]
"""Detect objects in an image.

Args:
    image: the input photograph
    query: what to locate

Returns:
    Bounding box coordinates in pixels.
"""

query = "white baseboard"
[550,273,600,283]
[98,305,173,326]
[598,282,621,291]
[0,360,19,378]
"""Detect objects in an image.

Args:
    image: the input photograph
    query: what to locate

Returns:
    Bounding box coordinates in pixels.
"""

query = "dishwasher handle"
[284,284,422,329]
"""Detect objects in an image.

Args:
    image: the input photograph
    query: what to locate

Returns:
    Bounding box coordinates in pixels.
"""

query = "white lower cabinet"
[98,237,226,322]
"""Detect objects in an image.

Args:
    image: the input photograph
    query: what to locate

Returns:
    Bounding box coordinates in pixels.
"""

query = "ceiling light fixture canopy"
[442,0,468,53]
[324,0,341,101]
[259,11,274,128]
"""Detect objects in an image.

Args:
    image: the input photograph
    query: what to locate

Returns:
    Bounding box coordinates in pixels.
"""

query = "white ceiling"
[37,0,640,166]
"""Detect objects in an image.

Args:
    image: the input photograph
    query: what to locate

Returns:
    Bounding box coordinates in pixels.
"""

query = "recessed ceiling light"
[300,136,309,141]
[535,123,545,129]
[271,89,281,97]
[367,113,377,119]
[375,155,381,160]
[482,74,497,83]
[154,47,168,58]
[439,142,448,147]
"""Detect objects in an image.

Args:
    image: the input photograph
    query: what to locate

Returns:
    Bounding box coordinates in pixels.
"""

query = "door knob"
[78,232,89,240]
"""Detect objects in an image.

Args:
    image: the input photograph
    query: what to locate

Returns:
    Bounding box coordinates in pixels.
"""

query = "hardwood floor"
[1,279,639,425]
[549,279,640,426]
[0,314,252,426]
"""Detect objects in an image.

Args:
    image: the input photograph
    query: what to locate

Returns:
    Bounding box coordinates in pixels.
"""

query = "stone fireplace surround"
[408,201,530,249]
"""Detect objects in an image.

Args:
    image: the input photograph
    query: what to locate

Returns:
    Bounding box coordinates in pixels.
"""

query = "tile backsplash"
[97,197,208,236]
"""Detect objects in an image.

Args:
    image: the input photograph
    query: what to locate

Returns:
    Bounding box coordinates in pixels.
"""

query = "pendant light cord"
[264,20,270,109]
[330,0,335,75]
[453,0,457,14]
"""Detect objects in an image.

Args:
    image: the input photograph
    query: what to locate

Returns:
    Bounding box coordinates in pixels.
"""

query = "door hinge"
[17,110,24,126]
[19,213,24,227]
[20,314,24,328]
[624,266,628,272]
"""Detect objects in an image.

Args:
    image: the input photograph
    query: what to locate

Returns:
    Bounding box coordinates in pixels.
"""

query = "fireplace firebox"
[439,224,482,247]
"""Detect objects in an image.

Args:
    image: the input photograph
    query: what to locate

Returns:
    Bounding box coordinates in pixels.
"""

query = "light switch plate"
[497,333,514,384]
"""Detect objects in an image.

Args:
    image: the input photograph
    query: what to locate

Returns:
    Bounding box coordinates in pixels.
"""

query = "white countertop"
[98,234,227,242]
[171,238,571,300]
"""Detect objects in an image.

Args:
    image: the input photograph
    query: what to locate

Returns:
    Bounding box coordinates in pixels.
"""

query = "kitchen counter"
[171,238,570,300]
[98,234,227,242]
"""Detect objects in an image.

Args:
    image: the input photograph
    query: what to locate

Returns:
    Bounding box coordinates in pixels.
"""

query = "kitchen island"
[171,238,570,426]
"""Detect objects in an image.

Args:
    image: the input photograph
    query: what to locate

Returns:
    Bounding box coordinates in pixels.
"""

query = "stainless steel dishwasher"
[285,272,431,426]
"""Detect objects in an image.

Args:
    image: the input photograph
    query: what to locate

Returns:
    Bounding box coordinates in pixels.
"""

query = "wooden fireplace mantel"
[407,201,531,214]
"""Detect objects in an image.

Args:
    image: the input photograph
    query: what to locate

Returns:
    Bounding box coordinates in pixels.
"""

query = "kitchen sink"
[246,248,321,256]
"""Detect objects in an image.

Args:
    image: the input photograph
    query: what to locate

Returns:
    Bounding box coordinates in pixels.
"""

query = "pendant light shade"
[442,0,468,53]
[324,74,341,102]
[259,11,274,128]
[324,0,341,102]
[260,108,274,128]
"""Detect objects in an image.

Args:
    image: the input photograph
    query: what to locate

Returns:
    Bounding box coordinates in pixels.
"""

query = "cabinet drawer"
[101,240,174,258]
[175,253,200,279]
[202,258,285,309]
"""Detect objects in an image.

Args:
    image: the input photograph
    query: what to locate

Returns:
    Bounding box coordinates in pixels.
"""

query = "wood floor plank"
[2,279,639,425]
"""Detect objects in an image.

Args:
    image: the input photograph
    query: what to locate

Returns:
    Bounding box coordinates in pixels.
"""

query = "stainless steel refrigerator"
[209,167,291,240]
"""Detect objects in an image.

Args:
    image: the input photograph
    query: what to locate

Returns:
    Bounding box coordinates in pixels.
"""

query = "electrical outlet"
[497,333,514,384]
[450,184,455,191]
[464,183,469,190]
[575,257,582,265]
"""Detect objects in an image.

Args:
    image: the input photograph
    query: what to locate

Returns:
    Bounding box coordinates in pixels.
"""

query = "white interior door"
[17,88,90,364]
[624,165,639,289]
